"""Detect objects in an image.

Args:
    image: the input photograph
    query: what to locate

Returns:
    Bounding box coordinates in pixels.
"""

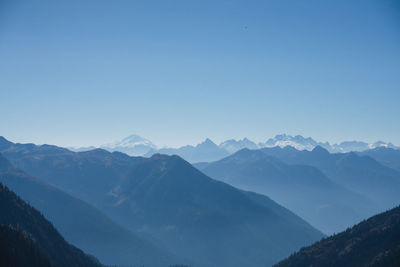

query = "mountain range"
[0,136,323,267]
[260,146,400,209]
[70,134,399,163]
[197,145,400,234]
[2,134,400,266]
[196,148,380,234]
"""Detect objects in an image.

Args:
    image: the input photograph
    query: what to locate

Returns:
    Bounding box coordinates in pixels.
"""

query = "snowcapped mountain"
[69,134,398,161]
[331,141,399,153]
[100,135,157,156]
[260,134,398,153]
[261,134,323,151]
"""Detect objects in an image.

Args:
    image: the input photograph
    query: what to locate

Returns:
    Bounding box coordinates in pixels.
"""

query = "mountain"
[261,146,400,209]
[0,137,324,267]
[260,134,399,153]
[0,153,182,267]
[147,138,230,163]
[96,154,324,267]
[219,138,259,153]
[262,134,322,151]
[100,134,157,156]
[199,148,378,234]
[0,182,102,267]
[359,147,400,172]
[275,206,400,267]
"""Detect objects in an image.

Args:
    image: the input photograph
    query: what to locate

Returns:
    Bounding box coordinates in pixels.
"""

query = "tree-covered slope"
[275,206,400,267]
[0,183,102,267]
[0,223,52,267]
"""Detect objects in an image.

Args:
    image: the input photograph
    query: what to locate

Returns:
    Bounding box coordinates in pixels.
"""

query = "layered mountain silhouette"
[198,148,378,234]
[260,146,400,209]
[0,137,323,267]
[0,182,102,267]
[145,138,230,163]
[0,153,182,267]
[68,134,399,163]
[275,205,400,267]
[260,135,398,153]
[219,138,259,153]
[359,147,400,172]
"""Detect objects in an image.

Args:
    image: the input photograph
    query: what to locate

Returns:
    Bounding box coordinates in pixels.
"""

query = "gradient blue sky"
[1,0,399,147]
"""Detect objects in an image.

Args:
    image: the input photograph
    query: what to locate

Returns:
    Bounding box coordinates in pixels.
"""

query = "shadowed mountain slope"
[0,223,52,267]
[275,206,400,267]
[0,182,102,267]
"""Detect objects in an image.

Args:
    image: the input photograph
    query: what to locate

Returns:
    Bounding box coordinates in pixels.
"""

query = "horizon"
[1,0,400,147]
[1,133,399,149]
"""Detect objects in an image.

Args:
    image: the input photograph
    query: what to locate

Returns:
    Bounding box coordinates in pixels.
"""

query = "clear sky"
[0,0,399,147]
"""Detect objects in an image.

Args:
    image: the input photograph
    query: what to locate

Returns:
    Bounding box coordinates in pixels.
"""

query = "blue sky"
[0,0,399,147]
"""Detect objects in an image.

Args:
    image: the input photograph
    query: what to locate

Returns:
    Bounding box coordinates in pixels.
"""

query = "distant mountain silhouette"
[0,182,102,267]
[101,134,157,156]
[261,146,400,209]
[67,134,399,162]
[199,148,378,234]
[146,138,230,162]
[275,206,400,267]
[0,153,182,267]
[219,138,259,153]
[0,137,323,267]
[359,147,400,172]
[260,134,399,153]
[262,134,322,151]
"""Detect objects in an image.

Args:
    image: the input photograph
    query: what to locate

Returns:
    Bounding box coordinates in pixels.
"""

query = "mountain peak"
[198,138,217,147]
[311,145,329,155]
[120,134,149,143]
[100,135,156,156]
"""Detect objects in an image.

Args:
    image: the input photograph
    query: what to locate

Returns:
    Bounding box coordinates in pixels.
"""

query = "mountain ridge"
[67,134,399,162]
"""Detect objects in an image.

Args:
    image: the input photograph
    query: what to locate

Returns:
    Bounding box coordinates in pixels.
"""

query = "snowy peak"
[261,134,398,153]
[107,134,156,149]
[100,134,157,156]
[263,134,319,151]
